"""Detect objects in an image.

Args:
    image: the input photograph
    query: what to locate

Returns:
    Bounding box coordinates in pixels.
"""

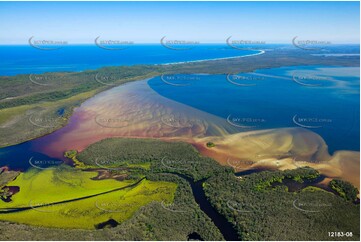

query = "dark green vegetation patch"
[329,179,359,202]
[204,169,360,241]
[1,138,359,240]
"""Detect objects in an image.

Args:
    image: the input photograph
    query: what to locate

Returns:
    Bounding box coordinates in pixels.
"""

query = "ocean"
[0,44,261,76]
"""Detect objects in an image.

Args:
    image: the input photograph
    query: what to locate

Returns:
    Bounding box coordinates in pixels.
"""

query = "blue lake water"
[0,141,61,171]
[148,65,360,153]
[0,44,260,76]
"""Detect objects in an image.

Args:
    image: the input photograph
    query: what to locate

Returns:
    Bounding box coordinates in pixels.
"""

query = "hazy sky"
[0,1,359,44]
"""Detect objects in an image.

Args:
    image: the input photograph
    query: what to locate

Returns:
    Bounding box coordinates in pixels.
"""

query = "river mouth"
[0,67,359,190]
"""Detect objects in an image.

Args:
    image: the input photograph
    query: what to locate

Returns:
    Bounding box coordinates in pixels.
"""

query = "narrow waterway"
[166,172,240,241]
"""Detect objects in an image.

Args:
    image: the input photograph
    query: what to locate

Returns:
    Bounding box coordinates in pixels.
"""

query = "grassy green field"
[0,168,135,207]
[0,167,177,229]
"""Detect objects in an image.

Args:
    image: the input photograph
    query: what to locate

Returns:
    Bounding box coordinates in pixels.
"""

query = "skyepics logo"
[226,73,264,86]
[226,36,266,50]
[227,115,265,129]
[292,159,325,168]
[160,36,199,50]
[160,200,189,213]
[292,36,331,51]
[94,72,120,86]
[293,198,332,213]
[28,112,64,128]
[226,158,255,169]
[161,114,202,128]
[29,74,56,86]
[94,36,134,50]
[29,200,65,213]
[161,157,198,171]
[292,72,329,87]
[94,156,124,171]
[226,200,253,213]
[94,114,130,128]
[28,157,64,170]
[28,36,68,50]
[292,114,332,129]
[95,199,129,213]
[54,169,83,187]
[253,153,292,168]
[160,74,200,86]
[255,152,293,160]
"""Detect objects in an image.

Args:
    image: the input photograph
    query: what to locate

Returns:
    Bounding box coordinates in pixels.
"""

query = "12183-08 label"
[328,232,353,238]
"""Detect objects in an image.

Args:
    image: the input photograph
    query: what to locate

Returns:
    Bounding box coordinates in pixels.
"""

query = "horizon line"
[0,42,359,45]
